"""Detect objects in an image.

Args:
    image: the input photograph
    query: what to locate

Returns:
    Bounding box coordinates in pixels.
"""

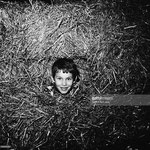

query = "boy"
[39,57,90,109]
[48,57,80,96]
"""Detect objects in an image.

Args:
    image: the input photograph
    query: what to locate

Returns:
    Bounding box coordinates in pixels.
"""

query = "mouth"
[60,87,69,91]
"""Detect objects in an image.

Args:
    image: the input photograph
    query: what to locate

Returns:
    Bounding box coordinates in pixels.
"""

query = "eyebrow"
[55,76,62,78]
[56,76,72,78]
[66,77,73,79]
[55,75,73,78]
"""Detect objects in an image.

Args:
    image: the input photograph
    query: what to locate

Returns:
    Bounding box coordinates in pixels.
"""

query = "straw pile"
[0,0,149,149]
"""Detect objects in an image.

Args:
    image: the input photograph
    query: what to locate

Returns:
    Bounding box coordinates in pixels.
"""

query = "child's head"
[52,58,80,95]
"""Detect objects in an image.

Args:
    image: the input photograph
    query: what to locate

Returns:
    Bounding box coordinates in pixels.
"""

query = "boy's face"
[54,70,73,95]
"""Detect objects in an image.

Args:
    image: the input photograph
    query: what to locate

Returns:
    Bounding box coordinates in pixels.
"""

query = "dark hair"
[52,58,80,82]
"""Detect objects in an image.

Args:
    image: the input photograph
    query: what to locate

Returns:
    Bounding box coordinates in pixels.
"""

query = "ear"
[51,76,55,83]
[73,76,80,87]
[74,76,80,83]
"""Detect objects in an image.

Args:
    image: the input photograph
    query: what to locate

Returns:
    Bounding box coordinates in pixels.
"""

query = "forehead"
[55,70,72,78]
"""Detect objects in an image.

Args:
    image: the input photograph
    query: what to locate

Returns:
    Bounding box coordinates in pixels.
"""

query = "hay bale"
[0,0,149,149]
[0,0,147,93]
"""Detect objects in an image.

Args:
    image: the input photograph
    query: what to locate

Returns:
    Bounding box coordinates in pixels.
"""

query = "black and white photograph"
[0,0,150,149]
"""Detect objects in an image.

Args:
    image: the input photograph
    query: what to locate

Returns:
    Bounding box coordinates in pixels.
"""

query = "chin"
[60,91,68,95]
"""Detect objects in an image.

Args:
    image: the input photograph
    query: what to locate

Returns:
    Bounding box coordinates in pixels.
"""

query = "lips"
[60,87,68,91]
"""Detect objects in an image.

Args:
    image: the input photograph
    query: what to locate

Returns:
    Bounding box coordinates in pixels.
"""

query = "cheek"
[55,80,61,86]
[67,80,73,86]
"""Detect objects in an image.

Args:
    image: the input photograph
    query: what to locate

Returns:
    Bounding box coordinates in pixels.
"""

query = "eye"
[67,77,72,81]
[57,77,62,80]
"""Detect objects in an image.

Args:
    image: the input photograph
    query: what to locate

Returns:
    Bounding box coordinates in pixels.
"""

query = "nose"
[62,79,67,86]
